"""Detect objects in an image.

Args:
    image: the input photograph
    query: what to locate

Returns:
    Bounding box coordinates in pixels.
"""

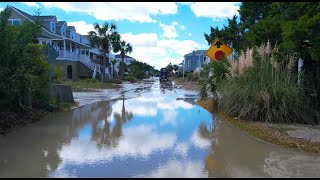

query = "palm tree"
[111,59,117,78]
[119,40,133,80]
[88,22,121,82]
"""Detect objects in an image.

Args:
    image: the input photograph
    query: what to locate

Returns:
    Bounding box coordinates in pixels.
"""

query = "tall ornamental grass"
[208,42,314,124]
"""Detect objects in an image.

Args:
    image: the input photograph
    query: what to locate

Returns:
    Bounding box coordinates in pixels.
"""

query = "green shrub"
[217,45,314,124]
[124,75,138,83]
[199,58,231,99]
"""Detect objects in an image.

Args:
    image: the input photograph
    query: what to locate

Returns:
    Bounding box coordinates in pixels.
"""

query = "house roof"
[8,5,62,38]
[115,54,134,59]
[57,21,66,26]
[9,5,35,21]
[8,5,90,45]
[67,26,75,30]
[184,50,207,57]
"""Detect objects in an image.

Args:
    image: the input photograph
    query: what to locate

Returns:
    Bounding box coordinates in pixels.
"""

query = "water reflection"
[198,115,320,178]
[1,82,320,178]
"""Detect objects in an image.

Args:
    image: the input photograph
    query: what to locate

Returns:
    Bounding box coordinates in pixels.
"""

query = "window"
[70,31,75,40]
[50,21,56,32]
[186,60,191,69]
[8,19,21,26]
[80,37,82,43]
[203,56,206,62]
[61,26,66,36]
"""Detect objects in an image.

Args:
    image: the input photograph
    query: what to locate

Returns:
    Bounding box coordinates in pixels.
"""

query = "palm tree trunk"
[101,50,106,82]
[113,64,115,78]
[316,61,320,107]
[121,52,125,80]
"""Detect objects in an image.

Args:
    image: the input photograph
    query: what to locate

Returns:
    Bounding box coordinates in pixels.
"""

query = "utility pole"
[182,60,185,80]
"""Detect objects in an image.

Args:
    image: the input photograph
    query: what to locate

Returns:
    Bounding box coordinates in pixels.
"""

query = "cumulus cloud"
[111,97,158,117]
[191,130,211,149]
[174,142,189,157]
[39,2,178,23]
[177,2,193,6]
[20,2,40,8]
[120,32,200,69]
[190,2,240,21]
[121,33,158,47]
[160,22,179,38]
[135,159,207,178]
[67,21,95,35]
[58,124,177,165]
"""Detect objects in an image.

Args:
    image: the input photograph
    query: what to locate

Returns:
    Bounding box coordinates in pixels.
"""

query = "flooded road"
[1,80,320,178]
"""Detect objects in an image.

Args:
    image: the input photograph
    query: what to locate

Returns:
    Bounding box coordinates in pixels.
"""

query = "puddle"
[0,81,320,177]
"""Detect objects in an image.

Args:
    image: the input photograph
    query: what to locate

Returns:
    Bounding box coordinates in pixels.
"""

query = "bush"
[217,44,314,124]
[124,75,138,83]
[104,78,122,84]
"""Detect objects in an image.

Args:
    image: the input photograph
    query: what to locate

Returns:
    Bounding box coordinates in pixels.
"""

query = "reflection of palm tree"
[110,96,133,147]
[93,95,133,148]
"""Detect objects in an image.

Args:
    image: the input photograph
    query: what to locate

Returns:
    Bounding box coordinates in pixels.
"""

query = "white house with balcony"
[110,54,136,77]
[7,5,112,81]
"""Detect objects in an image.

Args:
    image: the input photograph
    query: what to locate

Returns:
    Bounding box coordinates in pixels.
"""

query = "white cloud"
[39,2,178,23]
[174,142,189,157]
[0,8,3,12]
[190,2,240,21]
[20,2,40,8]
[161,109,178,126]
[135,160,207,178]
[67,21,95,35]
[121,33,158,47]
[120,33,200,70]
[58,124,177,165]
[188,33,192,36]
[160,22,179,38]
[180,25,186,30]
[178,2,193,6]
[111,97,158,117]
[191,130,211,149]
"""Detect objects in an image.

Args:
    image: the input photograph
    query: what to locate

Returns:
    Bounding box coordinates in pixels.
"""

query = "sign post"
[206,38,233,62]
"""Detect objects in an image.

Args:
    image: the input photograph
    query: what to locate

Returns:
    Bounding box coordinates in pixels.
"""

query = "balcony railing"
[57,50,90,61]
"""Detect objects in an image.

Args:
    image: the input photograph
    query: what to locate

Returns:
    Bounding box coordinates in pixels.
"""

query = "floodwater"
[1,80,320,178]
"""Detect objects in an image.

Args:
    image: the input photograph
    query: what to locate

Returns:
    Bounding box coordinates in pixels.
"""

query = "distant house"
[183,50,209,73]
[112,54,136,76]
[7,5,114,80]
[176,61,184,75]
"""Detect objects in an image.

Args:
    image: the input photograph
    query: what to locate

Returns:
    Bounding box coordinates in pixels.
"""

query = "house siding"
[8,10,29,24]
[183,50,207,72]
[52,61,79,81]
[7,5,128,81]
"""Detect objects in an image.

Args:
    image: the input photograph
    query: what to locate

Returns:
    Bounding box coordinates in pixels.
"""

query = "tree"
[204,15,242,57]
[0,6,52,111]
[118,40,132,80]
[110,59,117,78]
[88,22,121,82]
[166,63,173,77]
[172,64,179,76]
[127,60,154,80]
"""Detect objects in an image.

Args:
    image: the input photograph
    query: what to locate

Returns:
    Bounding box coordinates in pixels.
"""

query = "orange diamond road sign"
[206,38,233,62]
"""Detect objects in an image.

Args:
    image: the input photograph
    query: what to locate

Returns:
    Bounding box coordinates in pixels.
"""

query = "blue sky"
[0,2,241,69]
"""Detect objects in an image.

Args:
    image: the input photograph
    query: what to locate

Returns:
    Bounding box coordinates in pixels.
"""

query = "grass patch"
[197,99,320,154]
[61,78,121,92]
